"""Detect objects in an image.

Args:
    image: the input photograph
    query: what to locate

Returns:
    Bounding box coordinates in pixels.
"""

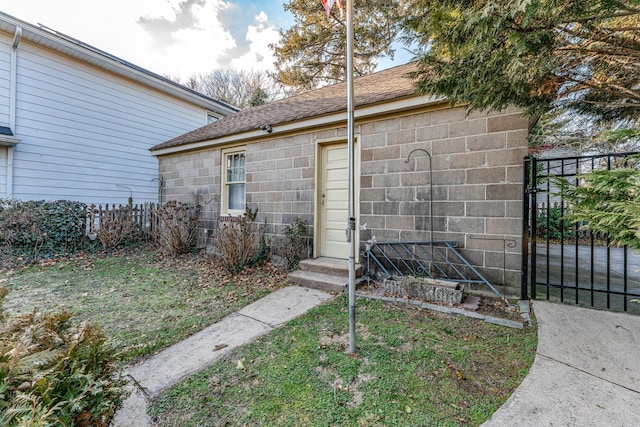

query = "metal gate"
[522,152,640,314]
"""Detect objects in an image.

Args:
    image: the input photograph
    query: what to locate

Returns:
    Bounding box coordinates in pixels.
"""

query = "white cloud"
[1,0,280,78]
[230,12,279,72]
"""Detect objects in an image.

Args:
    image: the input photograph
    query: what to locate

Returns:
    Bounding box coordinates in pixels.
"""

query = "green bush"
[554,164,640,249]
[0,287,127,426]
[536,204,575,241]
[0,199,90,258]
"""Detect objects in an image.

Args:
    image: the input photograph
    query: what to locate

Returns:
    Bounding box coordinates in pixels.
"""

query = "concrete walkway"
[112,286,640,426]
[111,286,334,427]
[482,300,640,426]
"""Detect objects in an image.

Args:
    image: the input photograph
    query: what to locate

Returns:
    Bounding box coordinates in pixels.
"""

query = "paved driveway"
[532,244,640,314]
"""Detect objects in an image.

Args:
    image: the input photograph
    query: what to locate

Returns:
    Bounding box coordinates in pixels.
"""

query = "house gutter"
[150,95,447,157]
[4,25,22,198]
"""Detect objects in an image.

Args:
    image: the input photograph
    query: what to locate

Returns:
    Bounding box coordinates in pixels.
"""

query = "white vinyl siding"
[1,32,216,205]
[0,147,6,195]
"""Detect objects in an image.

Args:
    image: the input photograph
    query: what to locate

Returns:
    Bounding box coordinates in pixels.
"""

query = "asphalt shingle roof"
[151,62,419,152]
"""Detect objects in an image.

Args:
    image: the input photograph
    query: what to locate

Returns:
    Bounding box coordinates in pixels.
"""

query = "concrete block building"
[151,63,530,295]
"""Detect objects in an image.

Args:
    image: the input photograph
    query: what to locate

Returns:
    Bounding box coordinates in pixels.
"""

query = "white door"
[319,143,349,258]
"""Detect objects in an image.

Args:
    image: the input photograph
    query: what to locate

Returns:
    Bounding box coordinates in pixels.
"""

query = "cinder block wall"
[359,105,529,294]
[245,133,317,257]
[159,148,222,248]
[157,104,529,295]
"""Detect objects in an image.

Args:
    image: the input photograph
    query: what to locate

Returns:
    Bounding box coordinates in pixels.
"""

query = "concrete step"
[287,270,347,293]
[298,257,363,278]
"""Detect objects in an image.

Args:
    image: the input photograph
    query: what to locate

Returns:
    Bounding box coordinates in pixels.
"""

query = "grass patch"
[149,296,537,426]
[0,249,285,361]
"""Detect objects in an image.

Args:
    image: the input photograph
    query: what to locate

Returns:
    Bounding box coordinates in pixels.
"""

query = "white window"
[206,111,220,124]
[222,147,246,215]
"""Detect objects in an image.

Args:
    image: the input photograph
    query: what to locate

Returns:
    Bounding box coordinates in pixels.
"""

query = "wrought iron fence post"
[521,156,531,300]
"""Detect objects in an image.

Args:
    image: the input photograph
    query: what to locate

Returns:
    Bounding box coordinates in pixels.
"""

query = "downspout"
[7,26,22,198]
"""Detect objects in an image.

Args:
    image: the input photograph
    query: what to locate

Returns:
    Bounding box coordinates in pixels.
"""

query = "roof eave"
[151,94,446,157]
[0,12,239,115]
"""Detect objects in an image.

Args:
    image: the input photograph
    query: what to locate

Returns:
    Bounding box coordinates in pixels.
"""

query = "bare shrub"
[153,201,201,254]
[95,206,134,249]
[215,206,269,273]
[282,217,309,270]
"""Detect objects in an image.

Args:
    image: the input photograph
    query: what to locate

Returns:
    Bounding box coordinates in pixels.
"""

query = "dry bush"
[215,207,269,273]
[152,201,201,254]
[95,207,135,249]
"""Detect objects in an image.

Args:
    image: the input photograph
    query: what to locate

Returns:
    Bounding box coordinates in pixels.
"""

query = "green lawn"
[150,296,537,427]
[0,250,285,361]
[1,250,537,425]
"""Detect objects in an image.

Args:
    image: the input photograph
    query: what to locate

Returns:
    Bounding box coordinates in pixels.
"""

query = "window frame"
[221,146,246,216]
[206,111,221,124]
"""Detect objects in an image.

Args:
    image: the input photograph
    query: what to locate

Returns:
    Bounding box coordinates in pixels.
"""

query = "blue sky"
[0,0,408,80]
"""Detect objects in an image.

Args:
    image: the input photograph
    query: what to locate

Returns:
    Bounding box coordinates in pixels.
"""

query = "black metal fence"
[522,152,640,313]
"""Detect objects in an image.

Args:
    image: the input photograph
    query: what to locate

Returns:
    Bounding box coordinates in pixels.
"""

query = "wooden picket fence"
[85,202,158,241]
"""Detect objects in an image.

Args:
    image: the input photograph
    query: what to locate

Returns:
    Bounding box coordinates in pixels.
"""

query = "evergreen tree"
[403,0,640,122]
[271,0,403,92]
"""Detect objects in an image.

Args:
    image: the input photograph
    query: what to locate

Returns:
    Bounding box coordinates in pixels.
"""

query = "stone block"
[385,215,415,231]
[507,129,529,148]
[448,217,485,233]
[416,124,449,141]
[387,187,415,202]
[372,201,399,216]
[431,107,466,125]
[486,183,522,201]
[384,276,464,306]
[450,152,487,169]
[361,133,386,148]
[467,133,507,151]
[487,113,529,133]
[486,218,522,235]
[293,156,309,168]
[486,148,525,167]
[450,118,487,137]
[361,148,374,162]
[401,112,431,129]
[506,165,525,183]
[505,201,522,218]
[400,201,432,216]
[400,172,431,187]
[433,201,465,216]
[276,157,293,170]
[466,201,506,218]
[387,129,416,146]
[432,137,465,155]
[399,229,435,241]
[415,216,446,232]
[360,202,372,215]
[449,185,486,201]
[466,167,506,184]
[363,119,400,135]
[388,158,413,173]
[433,170,466,185]
[361,188,385,202]
[373,146,401,161]
[372,173,400,188]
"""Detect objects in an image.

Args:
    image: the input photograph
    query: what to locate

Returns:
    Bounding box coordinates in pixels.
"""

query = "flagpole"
[346,0,356,354]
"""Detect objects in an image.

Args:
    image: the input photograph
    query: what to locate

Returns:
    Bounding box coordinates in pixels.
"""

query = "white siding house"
[0,11,238,205]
